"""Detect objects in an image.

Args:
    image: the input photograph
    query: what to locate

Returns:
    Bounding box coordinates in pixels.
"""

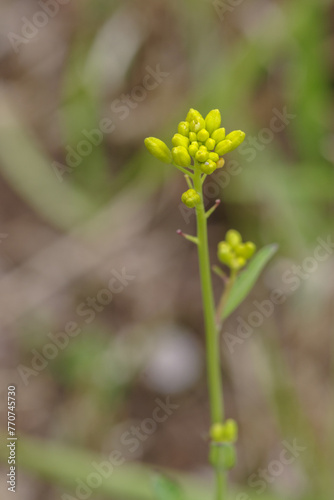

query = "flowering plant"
[145,108,277,500]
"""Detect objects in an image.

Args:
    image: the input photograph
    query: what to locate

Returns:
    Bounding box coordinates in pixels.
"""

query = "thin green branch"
[212,265,228,281]
[206,199,221,219]
[177,229,199,245]
[184,174,193,189]
[172,162,194,177]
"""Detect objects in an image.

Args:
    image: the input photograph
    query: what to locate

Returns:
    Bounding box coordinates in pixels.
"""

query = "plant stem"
[193,166,226,499]
[216,470,226,500]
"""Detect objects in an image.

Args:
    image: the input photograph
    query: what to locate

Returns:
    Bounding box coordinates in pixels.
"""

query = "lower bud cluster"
[218,230,256,271]
[210,419,238,443]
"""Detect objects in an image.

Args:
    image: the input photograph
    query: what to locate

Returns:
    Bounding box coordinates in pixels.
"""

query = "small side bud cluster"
[210,419,238,443]
[144,108,246,177]
[181,189,201,207]
[217,230,256,271]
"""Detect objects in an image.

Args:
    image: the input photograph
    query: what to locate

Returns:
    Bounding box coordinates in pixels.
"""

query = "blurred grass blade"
[222,244,278,320]
[152,474,185,500]
[0,434,212,500]
[0,93,97,230]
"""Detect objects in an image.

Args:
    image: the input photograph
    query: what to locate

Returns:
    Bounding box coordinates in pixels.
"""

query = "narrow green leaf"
[152,474,185,500]
[222,243,278,320]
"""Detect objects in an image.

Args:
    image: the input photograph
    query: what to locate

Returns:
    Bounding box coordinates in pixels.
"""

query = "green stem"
[216,470,226,500]
[193,166,226,499]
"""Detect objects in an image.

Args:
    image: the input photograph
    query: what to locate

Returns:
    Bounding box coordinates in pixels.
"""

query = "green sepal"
[209,443,236,471]
[225,229,242,249]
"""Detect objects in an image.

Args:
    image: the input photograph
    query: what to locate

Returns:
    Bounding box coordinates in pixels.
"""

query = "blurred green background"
[0,0,333,499]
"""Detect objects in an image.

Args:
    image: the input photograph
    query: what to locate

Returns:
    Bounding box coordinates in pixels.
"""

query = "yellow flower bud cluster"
[217,230,256,271]
[144,108,246,175]
[181,189,201,208]
[210,419,238,443]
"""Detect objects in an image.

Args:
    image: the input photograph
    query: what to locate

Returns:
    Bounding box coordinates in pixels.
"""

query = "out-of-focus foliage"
[0,0,333,499]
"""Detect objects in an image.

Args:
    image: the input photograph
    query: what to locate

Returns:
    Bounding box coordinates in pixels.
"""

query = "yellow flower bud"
[210,423,225,442]
[235,243,246,257]
[172,146,191,167]
[230,256,246,270]
[215,139,233,156]
[144,137,172,164]
[216,158,225,169]
[189,132,197,142]
[210,419,238,443]
[172,133,189,149]
[226,229,242,249]
[189,142,199,156]
[186,108,203,123]
[211,127,225,143]
[178,121,190,136]
[200,160,216,174]
[236,241,256,259]
[205,138,216,151]
[209,152,219,162]
[195,148,209,163]
[181,189,201,208]
[224,130,246,151]
[205,109,221,135]
[190,117,205,133]
[222,419,238,443]
[197,129,210,142]
[217,242,233,265]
